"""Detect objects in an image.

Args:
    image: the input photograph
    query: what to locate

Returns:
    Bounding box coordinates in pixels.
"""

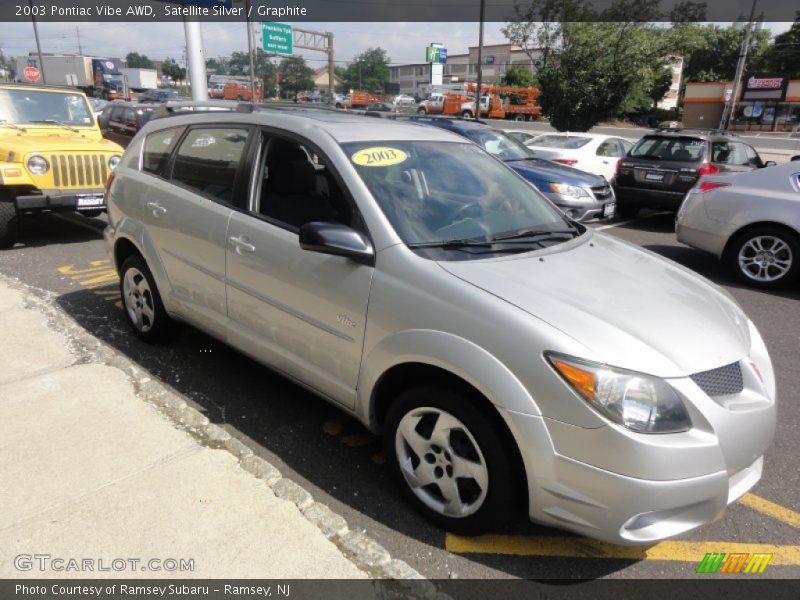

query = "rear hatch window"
[629,136,705,162]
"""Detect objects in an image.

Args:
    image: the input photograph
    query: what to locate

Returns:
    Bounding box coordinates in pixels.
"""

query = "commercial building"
[683,76,800,132]
[389,43,540,96]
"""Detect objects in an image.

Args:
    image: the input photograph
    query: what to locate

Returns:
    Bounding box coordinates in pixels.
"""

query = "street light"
[474,0,486,117]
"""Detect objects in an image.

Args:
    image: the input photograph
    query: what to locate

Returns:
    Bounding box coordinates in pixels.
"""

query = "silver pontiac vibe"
[105,104,776,545]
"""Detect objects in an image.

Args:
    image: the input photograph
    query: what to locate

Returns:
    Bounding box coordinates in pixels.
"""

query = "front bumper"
[14,188,105,212]
[501,407,768,545]
[543,192,614,222]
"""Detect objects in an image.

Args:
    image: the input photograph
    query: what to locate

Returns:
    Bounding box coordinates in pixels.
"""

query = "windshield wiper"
[28,120,80,133]
[407,238,494,250]
[0,119,26,132]
[490,228,579,242]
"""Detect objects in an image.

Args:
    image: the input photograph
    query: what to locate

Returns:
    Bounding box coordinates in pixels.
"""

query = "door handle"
[228,235,256,254]
[146,201,167,217]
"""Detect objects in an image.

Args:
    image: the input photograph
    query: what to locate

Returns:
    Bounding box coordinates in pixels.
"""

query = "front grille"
[591,185,613,200]
[690,362,743,397]
[49,153,108,188]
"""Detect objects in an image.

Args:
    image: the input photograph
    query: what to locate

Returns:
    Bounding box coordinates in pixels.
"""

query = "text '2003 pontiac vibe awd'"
[104,104,775,544]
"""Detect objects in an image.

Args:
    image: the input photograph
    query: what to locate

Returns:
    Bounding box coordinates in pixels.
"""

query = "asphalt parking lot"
[1,210,798,579]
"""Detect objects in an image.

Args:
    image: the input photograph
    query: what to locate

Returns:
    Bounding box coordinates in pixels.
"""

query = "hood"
[439,232,750,378]
[508,158,605,187]
[0,131,121,154]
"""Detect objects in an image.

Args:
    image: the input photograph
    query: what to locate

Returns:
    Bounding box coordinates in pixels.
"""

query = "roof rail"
[152,100,254,119]
[653,127,739,137]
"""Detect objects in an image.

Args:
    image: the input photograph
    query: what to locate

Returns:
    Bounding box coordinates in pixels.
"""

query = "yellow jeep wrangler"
[0,83,124,248]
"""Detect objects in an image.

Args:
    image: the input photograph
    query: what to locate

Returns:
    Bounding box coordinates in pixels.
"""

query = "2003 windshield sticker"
[351,147,408,167]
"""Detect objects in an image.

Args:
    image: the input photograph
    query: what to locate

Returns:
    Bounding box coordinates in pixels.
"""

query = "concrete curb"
[0,273,429,583]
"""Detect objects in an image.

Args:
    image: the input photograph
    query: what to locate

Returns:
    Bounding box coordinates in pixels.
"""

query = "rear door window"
[170,127,250,204]
[712,142,749,166]
[630,136,705,162]
[596,140,619,157]
[142,127,182,176]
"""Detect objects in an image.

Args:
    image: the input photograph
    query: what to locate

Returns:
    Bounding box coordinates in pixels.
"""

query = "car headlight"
[547,353,691,434]
[108,155,122,170]
[27,155,49,175]
[548,182,590,198]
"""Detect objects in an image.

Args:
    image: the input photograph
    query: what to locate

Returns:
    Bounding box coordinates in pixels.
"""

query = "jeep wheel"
[119,255,178,342]
[0,201,19,249]
[81,209,104,218]
[727,226,800,289]
[384,385,519,535]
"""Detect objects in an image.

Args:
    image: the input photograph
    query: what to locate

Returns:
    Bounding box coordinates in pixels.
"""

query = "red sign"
[24,66,40,82]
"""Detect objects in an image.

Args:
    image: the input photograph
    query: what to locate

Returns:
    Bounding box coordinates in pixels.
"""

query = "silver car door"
[141,125,251,338]
[225,133,374,408]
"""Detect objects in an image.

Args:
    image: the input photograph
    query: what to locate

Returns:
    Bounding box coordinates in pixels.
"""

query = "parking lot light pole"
[184,20,208,100]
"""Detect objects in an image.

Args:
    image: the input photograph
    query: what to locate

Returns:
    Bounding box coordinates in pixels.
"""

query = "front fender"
[356,329,541,431]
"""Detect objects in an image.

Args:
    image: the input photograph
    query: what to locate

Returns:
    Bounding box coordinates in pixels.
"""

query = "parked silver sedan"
[677,162,800,289]
[105,104,775,544]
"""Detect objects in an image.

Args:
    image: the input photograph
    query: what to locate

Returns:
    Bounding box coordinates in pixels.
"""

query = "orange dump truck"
[459,84,542,121]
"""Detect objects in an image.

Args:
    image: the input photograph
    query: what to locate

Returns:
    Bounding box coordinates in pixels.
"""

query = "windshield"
[0,89,95,127]
[343,140,571,254]
[630,136,706,161]
[461,128,535,161]
[531,135,591,149]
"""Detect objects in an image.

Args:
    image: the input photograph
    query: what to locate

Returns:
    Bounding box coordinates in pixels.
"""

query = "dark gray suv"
[614,129,775,218]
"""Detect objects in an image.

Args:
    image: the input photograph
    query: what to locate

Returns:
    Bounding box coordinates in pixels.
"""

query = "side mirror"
[299,222,374,266]
[763,160,777,167]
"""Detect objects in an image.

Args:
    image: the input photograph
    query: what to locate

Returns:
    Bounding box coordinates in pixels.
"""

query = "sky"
[0,21,793,70]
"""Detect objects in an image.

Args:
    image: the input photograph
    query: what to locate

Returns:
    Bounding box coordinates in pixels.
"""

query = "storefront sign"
[742,73,789,101]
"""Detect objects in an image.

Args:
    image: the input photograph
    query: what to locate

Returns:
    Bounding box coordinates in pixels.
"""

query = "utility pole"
[29,0,46,84]
[327,32,335,97]
[474,0,486,118]
[245,0,257,100]
[719,0,759,130]
[76,27,83,55]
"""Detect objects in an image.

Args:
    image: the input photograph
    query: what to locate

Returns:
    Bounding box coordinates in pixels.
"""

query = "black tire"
[384,385,521,535]
[118,255,179,342]
[416,107,426,115]
[461,110,473,119]
[616,200,640,220]
[80,209,104,218]
[725,226,800,289]
[514,114,525,122]
[0,200,19,250]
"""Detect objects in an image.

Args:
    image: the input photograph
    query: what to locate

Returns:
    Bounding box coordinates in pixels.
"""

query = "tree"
[125,52,154,69]
[277,57,315,95]
[764,17,800,78]
[342,47,389,92]
[648,67,674,109]
[161,58,185,83]
[503,0,670,130]
[678,24,772,83]
[206,57,230,76]
[501,65,535,87]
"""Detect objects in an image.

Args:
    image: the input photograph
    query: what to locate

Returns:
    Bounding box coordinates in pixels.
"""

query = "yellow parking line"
[740,493,800,528]
[445,534,800,565]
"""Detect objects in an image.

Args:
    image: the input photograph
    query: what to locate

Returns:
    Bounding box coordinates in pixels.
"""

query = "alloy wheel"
[737,235,793,283]
[123,267,156,333]
[394,407,489,518]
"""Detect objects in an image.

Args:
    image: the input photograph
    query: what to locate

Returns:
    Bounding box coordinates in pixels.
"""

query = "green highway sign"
[262,22,293,55]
